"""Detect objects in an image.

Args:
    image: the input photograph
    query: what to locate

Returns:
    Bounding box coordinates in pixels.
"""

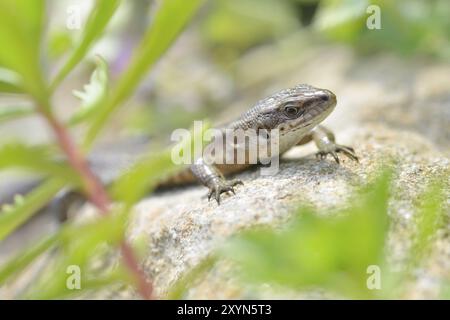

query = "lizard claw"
[335,144,359,162]
[316,144,358,164]
[207,179,243,205]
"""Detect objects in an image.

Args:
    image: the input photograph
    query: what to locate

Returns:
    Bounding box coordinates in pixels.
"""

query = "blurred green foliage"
[0,105,34,124]
[316,0,450,58]
[0,179,66,242]
[50,0,121,90]
[202,0,299,53]
[216,171,446,299]
[83,0,207,149]
[0,0,205,299]
[123,0,450,138]
[70,56,109,125]
[0,0,46,102]
[48,30,73,60]
[201,0,449,59]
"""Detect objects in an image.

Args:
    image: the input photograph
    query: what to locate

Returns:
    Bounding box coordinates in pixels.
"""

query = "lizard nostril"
[319,93,329,101]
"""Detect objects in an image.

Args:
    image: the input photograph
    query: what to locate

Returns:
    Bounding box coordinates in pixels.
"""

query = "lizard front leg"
[190,158,243,204]
[308,125,358,164]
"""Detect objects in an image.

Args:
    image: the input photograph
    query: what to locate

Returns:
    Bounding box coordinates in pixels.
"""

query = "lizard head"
[255,84,337,135]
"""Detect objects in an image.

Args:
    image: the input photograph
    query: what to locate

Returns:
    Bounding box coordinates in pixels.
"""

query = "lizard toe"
[208,179,243,205]
[336,144,359,162]
[316,145,358,164]
[330,151,340,164]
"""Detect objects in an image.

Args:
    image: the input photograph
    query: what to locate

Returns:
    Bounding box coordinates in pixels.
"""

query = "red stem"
[43,110,154,300]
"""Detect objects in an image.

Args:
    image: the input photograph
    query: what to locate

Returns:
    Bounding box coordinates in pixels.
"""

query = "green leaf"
[221,170,392,298]
[0,68,24,93]
[70,56,109,125]
[111,150,176,206]
[111,120,209,206]
[48,30,73,60]
[0,207,130,298]
[84,0,206,149]
[0,106,34,123]
[59,209,127,264]
[167,255,217,299]
[0,233,59,284]
[407,177,447,270]
[314,0,368,43]
[24,209,129,299]
[0,0,46,101]
[50,0,121,90]
[26,267,129,300]
[0,178,65,241]
[0,143,79,183]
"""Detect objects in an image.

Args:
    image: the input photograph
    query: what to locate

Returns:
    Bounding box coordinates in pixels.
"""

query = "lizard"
[1,84,358,219]
[157,83,358,203]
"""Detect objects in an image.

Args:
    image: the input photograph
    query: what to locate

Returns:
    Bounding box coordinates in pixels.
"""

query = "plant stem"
[46,115,109,210]
[39,107,154,300]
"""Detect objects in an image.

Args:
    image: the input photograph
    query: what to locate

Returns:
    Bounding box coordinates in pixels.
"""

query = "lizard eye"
[283,105,299,117]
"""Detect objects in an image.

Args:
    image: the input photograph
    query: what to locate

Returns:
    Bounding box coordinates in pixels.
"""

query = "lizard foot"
[316,144,359,164]
[207,179,243,205]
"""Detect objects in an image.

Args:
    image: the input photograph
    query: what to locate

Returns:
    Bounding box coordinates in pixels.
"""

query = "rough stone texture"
[121,123,448,299]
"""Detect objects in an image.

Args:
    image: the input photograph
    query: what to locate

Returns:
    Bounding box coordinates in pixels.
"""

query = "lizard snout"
[320,89,336,105]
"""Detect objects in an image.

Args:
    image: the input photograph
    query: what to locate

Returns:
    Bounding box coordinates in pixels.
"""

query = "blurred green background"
[2,0,449,145]
[115,0,450,139]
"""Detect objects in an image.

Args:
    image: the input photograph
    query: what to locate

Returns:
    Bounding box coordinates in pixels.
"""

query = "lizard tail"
[156,167,197,189]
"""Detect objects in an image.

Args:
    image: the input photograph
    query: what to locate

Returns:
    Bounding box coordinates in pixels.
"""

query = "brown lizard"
[1,84,358,218]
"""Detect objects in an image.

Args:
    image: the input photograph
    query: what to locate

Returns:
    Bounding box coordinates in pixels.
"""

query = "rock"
[121,123,448,299]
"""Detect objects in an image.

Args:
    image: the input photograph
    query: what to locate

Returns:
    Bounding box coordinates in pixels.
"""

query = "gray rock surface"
[123,123,448,299]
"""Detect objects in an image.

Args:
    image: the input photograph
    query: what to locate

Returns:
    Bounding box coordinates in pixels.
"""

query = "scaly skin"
[160,84,358,204]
